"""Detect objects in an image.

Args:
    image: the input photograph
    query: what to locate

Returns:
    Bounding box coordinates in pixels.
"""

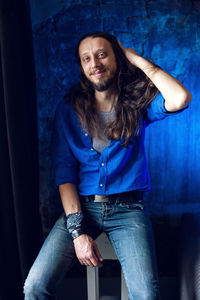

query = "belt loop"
[114,193,121,204]
[85,196,90,202]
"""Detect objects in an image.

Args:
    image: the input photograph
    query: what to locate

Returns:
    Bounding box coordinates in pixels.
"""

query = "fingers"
[80,252,102,267]
[118,40,126,51]
[78,247,103,267]
[89,251,103,267]
[79,258,85,265]
[79,258,93,266]
[74,234,103,267]
[86,242,103,267]
[78,257,97,267]
[93,243,103,263]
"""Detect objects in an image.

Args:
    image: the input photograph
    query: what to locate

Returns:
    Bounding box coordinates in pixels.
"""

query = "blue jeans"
[24,199,160,300]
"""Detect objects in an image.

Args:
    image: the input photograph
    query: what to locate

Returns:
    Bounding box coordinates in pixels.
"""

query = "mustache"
[89,68,106,75]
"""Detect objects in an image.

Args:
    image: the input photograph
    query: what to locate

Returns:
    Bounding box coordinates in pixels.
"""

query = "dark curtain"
[0,1,43,299]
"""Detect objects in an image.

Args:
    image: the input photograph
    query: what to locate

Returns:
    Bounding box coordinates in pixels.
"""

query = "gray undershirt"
[92,109,116,153]
[92,110,115,202]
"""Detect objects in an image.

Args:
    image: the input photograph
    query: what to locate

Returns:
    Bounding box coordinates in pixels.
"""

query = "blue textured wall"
[30,0,200,229]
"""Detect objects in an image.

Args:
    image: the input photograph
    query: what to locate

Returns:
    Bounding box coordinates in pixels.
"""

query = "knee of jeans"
[128,282,160,300]
[129,291,159,300]
[23,277,44,299]
[140,290,160,300]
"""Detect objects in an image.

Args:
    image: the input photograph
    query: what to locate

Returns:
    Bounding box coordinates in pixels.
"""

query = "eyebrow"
[80,48,105,56]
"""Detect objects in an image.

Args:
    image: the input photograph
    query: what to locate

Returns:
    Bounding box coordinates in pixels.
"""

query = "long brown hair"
[69,31,160,145]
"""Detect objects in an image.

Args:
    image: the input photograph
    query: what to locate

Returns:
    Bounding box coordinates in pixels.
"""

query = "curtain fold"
[0,1,43,299]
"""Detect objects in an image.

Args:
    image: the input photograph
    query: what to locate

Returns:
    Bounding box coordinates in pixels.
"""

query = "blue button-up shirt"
[52,93,185,196]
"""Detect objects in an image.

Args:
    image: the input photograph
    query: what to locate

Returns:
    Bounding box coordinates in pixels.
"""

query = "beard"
[86,69,117,92]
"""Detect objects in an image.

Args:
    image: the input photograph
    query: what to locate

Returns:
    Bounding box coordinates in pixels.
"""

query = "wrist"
[132,55,148,68]
[64,211,85,238]
[71,228,85,240]
[125,48,141,66]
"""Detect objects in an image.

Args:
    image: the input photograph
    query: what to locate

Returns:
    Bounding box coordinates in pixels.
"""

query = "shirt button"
[99,183,103,187]
[90,148,94,151]
[85,133,88,136]
[101,163,105,167]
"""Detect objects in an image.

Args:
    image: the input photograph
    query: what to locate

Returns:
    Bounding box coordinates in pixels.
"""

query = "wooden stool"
[86,232,129,300]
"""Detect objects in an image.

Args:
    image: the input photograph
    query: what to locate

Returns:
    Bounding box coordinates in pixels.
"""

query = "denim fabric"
[24,200,160,300]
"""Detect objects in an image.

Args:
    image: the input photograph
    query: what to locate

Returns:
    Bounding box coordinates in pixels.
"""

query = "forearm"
[132,55,192,111]
[120,40,192,111]
[59,182,82,215]
[59,183,102,266]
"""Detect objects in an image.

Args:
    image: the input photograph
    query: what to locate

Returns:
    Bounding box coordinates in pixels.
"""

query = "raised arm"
[119,42,192,112]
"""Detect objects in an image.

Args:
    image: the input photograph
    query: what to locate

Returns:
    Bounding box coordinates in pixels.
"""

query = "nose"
[90,55,100,69]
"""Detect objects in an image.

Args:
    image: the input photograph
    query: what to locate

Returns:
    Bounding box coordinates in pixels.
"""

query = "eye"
[98,52,105,58]
[82,56,90,62]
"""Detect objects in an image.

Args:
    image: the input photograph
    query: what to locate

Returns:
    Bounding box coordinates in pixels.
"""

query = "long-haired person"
[24,31,192,300]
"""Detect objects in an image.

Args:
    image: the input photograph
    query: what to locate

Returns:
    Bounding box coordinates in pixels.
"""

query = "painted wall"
[29,0,200,231]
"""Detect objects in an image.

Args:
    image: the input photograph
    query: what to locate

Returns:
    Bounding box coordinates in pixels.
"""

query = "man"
[24,31,192,300]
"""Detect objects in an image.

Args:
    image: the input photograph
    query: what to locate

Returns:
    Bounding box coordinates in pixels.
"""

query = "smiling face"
[78,37,117,92]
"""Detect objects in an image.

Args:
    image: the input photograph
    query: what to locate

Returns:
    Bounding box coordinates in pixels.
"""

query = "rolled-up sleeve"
[145,92,188,125]
[51,103,79,186]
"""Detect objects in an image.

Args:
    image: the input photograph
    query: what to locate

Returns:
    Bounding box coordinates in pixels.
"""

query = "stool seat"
[86,232,129,300]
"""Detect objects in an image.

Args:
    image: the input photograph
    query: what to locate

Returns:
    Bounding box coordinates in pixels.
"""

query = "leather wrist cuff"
[71,228,85,240]
[64,212,84,234]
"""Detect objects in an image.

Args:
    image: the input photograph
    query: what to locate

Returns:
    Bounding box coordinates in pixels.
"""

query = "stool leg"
[121,270,129,300]
[87,266,99,300]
